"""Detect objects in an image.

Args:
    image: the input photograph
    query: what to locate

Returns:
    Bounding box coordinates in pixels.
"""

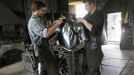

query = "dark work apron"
[38,38,59,75]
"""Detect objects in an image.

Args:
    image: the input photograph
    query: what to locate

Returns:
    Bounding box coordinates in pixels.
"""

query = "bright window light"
[76,3,88,18]
[107,12,122,42]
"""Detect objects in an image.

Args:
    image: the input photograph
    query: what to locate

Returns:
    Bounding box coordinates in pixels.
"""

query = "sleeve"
[43,28,48,38]
[91,12,104,36]
[30,21,47,38]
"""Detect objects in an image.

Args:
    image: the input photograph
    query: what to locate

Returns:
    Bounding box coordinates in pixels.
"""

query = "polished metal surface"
[60,21,87,49]
[61,22,81,49]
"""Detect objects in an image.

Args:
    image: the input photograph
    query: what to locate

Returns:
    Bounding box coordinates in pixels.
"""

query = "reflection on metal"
[45,14,87,75]
[60,19,87,49]
[61,23,79,49]
[62,40,85,52]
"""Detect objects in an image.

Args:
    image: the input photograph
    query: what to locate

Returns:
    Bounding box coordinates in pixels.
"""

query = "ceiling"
[0,3,22,25]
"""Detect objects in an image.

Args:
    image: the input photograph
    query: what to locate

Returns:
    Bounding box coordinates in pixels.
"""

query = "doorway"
[107,12,122,44]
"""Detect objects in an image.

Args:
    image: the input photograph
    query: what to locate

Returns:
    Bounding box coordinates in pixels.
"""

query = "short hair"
[83,0,96,5]
[31,1,46,12]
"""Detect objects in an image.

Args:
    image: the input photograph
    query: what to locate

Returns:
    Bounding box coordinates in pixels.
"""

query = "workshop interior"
[0,0,134,75]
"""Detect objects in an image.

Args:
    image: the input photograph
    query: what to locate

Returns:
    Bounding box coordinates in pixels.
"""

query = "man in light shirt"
[28,1,63,75]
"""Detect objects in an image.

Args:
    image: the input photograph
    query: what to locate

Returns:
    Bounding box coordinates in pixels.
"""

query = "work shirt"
[84,10,104,37]
[28,15,47,45]
[83,10,104,68]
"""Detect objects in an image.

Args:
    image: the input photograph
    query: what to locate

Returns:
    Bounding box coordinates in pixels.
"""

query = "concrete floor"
[0,44,134,75]
[101,44,134,75]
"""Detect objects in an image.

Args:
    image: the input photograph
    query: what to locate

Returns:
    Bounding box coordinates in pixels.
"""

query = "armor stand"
[62,41,85,75]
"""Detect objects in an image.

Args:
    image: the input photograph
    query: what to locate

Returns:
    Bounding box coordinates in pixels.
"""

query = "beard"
[38,14,45,18]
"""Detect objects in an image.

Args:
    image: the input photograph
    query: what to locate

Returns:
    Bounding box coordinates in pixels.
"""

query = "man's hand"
[56,19,63,26]
[46,19,63,38]
[76,18,86,23]
[77,18,92,31]
[53,19,63,26]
